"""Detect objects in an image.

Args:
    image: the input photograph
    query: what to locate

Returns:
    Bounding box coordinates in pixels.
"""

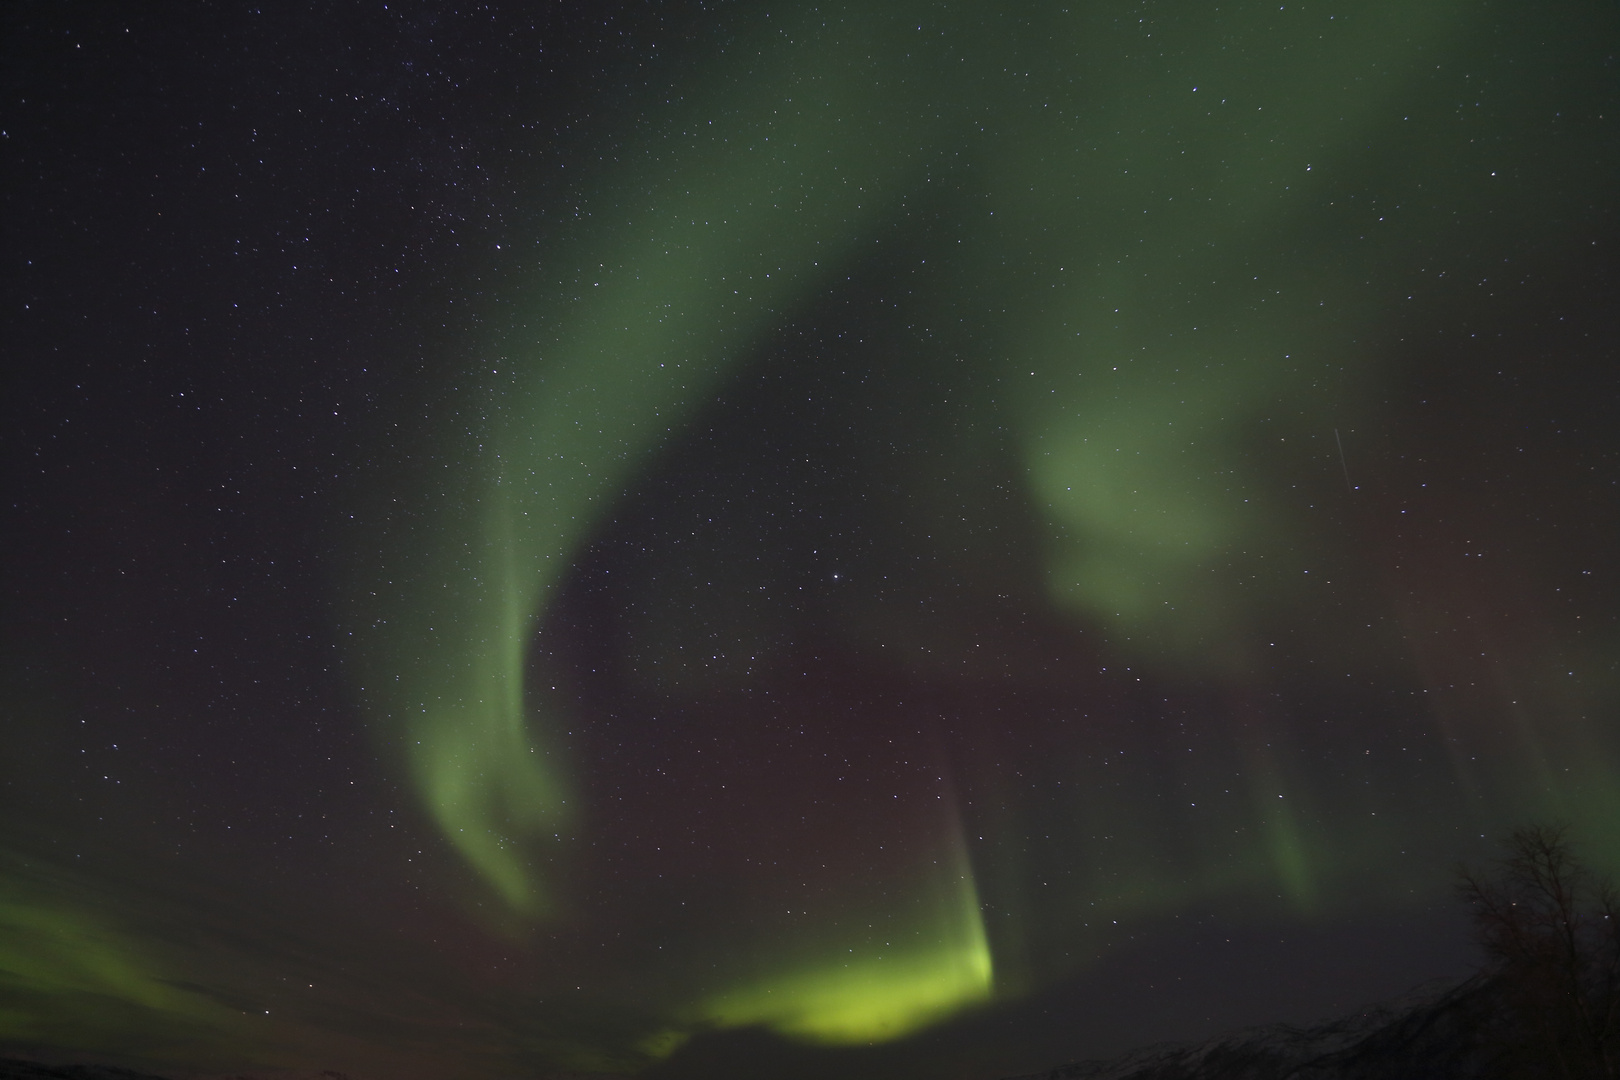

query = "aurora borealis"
[4,2,1618,1077]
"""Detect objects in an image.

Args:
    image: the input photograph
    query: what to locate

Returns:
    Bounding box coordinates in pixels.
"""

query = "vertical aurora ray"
[333,0,1620,1057]
[696,800,992,1043]
[6,0,1618,1075]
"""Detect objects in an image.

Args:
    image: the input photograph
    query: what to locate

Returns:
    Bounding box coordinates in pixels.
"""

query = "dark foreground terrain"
[1008,975,1507,1080]
[0,1063,354,1080]
[0,1063,179,1080]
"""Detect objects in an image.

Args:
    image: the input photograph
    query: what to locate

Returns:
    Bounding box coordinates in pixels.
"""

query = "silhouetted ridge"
[1004,975,1504,1080]
[0,1061,174,1080]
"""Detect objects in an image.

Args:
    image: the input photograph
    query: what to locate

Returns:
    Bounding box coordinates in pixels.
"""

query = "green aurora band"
[340,0,1620,1054]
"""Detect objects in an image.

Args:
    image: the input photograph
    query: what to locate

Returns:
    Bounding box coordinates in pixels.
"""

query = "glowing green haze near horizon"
[339,0,1620,1052]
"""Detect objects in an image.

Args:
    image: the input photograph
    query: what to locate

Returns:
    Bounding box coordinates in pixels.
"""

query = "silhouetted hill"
[1004,975,1501,1080]
[0,1061,175,1080]
[0,1064,361,1080]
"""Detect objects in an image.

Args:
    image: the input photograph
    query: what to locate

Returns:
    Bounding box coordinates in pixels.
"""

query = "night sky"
[3,2,1618,1078]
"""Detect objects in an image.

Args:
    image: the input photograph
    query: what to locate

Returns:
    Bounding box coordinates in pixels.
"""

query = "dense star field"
[3,2,1617,1078]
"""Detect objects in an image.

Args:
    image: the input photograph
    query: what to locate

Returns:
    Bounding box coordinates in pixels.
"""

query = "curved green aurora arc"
[337,0,1620,1056]
[9,1,1620,1076]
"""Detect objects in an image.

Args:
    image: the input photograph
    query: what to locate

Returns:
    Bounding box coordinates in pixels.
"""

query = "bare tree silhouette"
[1459,824,1620,1079]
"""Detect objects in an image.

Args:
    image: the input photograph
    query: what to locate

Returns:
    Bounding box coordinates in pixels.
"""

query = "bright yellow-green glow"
[334,0,1592,1055]
[699,848,992,1043]
[704,936,994,1043]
